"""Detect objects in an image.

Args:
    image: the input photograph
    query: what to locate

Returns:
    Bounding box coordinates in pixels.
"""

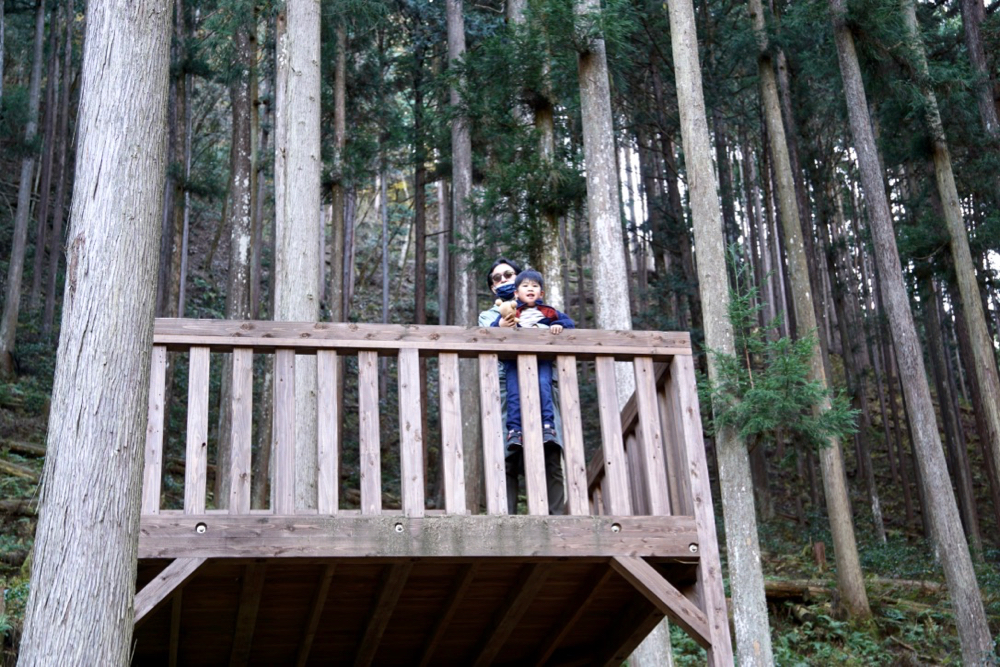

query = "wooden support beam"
[418,563,479,667]
[595,596,664,667]
[134,557,206,626]
[517,355,549,515]
[273,349,295,514]
[533,564,614,666]
[611,556,710,647]
[229,348,253,514]
[439,352,466,514]
[633,356,671,515]
[154,318,691,360]
[317,350,340,514]
[556,356,589,515]
[295,564,336,667]
[138,515,697,559]
[354,562,413,667]
[398,348,426,517]
[471,563,552,667]
[229,561,267,667]
[168,590,182,667]
[595,357,631,515]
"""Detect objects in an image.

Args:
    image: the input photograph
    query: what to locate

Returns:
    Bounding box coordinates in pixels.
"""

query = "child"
[491,269,575,449]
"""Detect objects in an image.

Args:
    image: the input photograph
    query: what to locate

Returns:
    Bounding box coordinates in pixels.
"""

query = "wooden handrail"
[142,319,696,522]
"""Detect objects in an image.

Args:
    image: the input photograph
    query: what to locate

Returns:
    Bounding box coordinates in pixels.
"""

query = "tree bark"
[575,0,635,403]
[42,0,74,338]
[329,24,347,324]
[750,0,871,619]
[830,1,993,659]
[902,1,1000,554]
[17,0,172,662]
[29,2,61,310]
[664,0,761,662]
[216,7,255,508]
[274,0,321,510]
[446,0,482,512]
[0,0,46,377]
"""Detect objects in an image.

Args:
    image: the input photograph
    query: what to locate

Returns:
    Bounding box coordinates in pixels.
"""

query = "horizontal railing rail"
[142,318,698,522]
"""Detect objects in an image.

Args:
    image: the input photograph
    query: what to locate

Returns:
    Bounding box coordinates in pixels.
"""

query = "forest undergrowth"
[0,306,998,664]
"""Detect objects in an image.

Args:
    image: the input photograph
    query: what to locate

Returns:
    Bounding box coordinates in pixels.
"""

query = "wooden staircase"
[131,319,733,666]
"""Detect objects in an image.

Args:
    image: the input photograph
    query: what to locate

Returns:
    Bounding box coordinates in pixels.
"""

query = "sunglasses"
[491,269,515,285]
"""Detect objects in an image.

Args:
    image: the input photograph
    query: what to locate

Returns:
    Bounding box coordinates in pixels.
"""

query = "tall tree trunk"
[958,0,999,137]
[750,0,871,619]
[42,0,74,338]
[830,1,993,659]
[446,0,482,512]
[29,3,62,310]
[0,0,46,377]
[329,24,347,324]
[274,0,321,510]
[437,180,451,325]
[17,0,172,661]
[216,7,255,508]
[664,0,757,662]
[575,0,634,402]
[413,42,427,325]
[902,1,1000,542]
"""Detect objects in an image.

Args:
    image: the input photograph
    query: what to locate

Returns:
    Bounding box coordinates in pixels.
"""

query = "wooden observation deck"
[132,319,733,666]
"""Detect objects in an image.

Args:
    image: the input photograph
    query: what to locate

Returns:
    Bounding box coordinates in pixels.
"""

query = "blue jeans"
[503,358,555,433]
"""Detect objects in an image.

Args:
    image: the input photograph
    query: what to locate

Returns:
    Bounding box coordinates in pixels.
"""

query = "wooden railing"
[141,318,701,520]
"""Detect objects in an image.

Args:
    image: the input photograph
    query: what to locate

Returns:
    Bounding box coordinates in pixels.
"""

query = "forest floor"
[0,319,998,665]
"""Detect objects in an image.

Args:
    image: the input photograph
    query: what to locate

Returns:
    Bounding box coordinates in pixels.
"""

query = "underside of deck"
[132,555,698,666]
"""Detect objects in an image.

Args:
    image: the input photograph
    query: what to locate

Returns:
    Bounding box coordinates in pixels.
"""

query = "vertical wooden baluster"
[398,348,425,517]
[626,433,646,514]
[634,356,671,515]
[594,356,631,516]
[358,350,381,515]
[184,347,210,515]
[439,352,467,514]
[142,345,167,515]
[517,354,548,516]
[670,353,734,664]
[556,356,588,515]
[478,353,506,515]
[229,348,254,514]
[317,350,340,515]
[274,349,296,515]
[661,366,691,515]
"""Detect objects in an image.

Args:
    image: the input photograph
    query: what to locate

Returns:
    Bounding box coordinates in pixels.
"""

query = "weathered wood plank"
[358,351,381,515]
[295,564,336,667]
[517,355,548,515]
[532,565,614,666]
[229,348,253,515]
[478,354,507,515]
[438,352,466,514]
[134,557,207,626]
[594,356,631,516]
[556,356,588,516]
[660,379,689,515]
[669,354,734,665]
[626,434,646,514]
[154,318,691,360]
[354,563,413,667]
[471,563,552,667]
[398,348,425,517]
[273,349,295,515]
[137,515,698,559]
[228,561,267,667]
[418,563,479,667]
[611,555,710,648]
[634,357,671,515]
[316,350,339,514]
[184,347,210,515]
[143,345,167,515]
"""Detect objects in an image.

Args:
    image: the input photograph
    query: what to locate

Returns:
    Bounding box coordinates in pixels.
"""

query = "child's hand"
[550,325,563,334]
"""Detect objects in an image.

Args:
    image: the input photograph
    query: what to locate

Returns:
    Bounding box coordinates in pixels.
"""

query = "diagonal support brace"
[134,557,207,626]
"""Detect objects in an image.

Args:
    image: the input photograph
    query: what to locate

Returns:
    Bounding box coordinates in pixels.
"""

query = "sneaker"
[506,429,523,450]
[542,423,558,445]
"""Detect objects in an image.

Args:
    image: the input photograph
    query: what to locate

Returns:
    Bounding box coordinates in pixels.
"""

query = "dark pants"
[506,443,565,515]
[503,358,555,432]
